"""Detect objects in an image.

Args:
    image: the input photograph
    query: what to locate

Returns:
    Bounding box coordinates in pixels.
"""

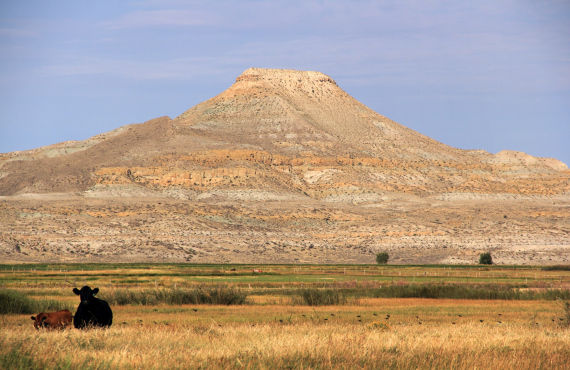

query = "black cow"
[73,286,113,329]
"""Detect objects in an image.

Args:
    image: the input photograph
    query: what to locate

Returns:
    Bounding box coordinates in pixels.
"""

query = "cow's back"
[49,310,72,328]
[33,310,72,330]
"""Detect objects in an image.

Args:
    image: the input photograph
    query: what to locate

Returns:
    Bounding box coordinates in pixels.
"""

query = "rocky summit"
[1,68,568,264]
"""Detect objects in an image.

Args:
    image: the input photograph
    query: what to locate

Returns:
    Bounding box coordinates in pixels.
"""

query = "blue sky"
[1,1,569,164]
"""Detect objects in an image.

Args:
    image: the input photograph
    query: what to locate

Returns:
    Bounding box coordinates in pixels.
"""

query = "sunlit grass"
[1,300,569,369]
[1,263,569,368]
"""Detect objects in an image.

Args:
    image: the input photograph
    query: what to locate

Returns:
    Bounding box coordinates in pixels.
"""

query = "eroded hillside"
[0,68,568,264]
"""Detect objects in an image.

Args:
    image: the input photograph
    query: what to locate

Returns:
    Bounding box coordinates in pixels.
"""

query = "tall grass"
[369,284,570,300]
[0,289,70,314]
[542,265,570,271]
[560,300,570,328]
[285,285,569,303]
[101,286,247,306]
[293,289,348,305]
[0,348,38,370]
[2,320,569,369]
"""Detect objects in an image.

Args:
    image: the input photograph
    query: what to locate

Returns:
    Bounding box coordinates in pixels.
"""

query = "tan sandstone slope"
[0,68,568,264]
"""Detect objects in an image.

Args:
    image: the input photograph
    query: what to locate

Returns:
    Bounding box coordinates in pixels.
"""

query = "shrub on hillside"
[479,252,493,265]
[376,252,389,264]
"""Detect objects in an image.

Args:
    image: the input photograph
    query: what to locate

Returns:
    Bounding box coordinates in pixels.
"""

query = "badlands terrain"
[0,68,568,264]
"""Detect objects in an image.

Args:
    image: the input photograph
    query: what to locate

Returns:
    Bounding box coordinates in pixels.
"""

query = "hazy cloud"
[0,27,37,37]
[105,9,218,29]
[41,56,234,80]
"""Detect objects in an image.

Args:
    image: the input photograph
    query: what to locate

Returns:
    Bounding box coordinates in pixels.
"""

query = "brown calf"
[31,310,73,330]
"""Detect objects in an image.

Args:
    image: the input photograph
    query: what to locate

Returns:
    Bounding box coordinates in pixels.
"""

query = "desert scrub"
[0,289,70,314]
[101,286,247,306]
[293,288,348,305]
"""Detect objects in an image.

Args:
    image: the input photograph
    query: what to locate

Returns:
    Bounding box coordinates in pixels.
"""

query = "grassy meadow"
[1,263,569,369]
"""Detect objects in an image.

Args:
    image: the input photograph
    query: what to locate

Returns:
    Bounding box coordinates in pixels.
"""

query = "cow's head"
[73,286,99,304]
[31,313,48,329]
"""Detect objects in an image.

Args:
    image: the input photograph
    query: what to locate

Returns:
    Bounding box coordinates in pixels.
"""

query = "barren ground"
[1,192,568,265]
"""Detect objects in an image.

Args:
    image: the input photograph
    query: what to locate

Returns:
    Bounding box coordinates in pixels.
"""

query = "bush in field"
[102,286,247,306]
[376,252,389,264]
[479,252,493,265]
[295,289,347,306]
[0,289,69,314]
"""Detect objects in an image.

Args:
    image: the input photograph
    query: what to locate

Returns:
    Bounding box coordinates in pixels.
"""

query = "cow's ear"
[31,316,36,320]
[92,288,99,295]
[73,288,80,295]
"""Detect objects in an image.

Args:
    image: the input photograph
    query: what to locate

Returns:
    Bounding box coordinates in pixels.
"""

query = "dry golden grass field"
[1,264,569,369]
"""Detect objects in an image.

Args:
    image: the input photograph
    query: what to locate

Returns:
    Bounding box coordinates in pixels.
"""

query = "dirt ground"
[1,192,568,265]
